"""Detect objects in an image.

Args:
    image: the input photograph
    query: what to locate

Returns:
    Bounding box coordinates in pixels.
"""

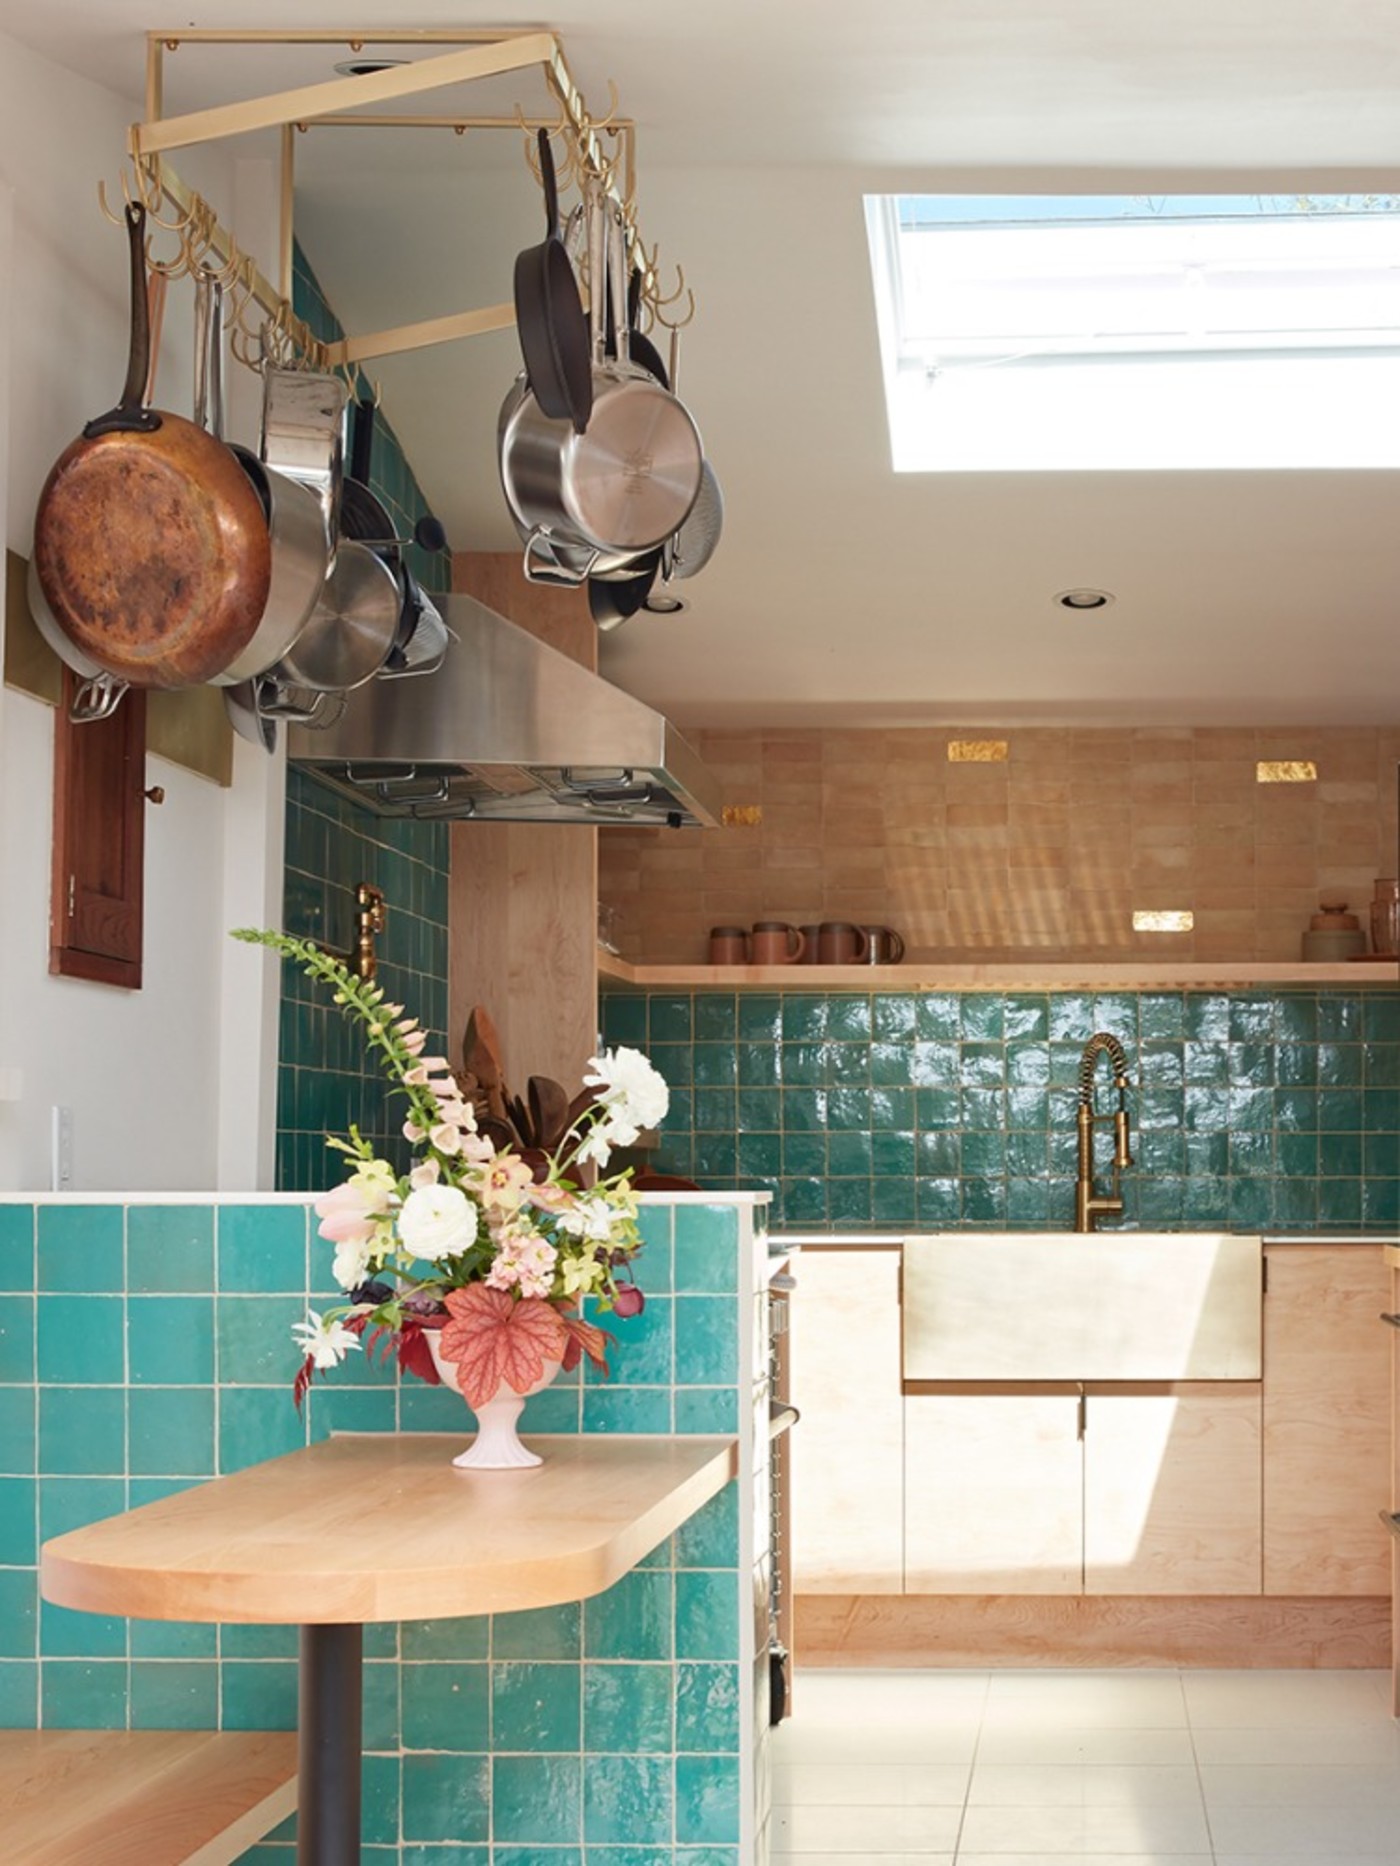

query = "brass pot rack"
[116,26,687,377]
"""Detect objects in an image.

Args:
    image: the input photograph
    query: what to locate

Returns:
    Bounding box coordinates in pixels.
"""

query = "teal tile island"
[0,1190,775,1865]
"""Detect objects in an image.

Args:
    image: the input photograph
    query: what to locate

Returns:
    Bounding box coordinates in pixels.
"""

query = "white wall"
[0,33,284,1191]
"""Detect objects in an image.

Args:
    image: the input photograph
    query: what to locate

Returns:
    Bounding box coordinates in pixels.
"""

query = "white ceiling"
[8,1,1400,727]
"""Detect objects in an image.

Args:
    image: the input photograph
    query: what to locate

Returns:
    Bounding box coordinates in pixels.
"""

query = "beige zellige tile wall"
[598,726,1400,964]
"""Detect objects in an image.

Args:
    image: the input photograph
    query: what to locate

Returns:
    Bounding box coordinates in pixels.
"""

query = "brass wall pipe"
[316,882,386,983]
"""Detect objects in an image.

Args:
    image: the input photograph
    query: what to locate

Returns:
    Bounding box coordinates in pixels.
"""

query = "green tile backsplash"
[0,1196,748,1865]
[276,248,454,1194]
[601,988,1400,1232]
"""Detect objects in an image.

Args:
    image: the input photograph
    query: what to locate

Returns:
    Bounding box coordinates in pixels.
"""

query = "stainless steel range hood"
[286,593,721,828]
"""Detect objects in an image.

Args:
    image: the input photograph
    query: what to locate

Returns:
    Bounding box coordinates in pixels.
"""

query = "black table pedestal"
[297,1622,363,1864]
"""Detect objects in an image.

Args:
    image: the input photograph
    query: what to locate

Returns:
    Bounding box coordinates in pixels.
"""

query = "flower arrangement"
[231,928,669,1410]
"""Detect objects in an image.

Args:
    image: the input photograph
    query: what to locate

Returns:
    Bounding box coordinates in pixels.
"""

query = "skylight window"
[865,194,1400,470]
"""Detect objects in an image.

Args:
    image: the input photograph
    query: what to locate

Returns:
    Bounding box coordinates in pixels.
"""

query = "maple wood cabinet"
[904,1390,1081,1593]
[903,1384,1262,1596]
[793,1241,1389,1606]
[1083,1385,1262,1594]
[789,1247,904,1594]
[1262,1243,1389,1596]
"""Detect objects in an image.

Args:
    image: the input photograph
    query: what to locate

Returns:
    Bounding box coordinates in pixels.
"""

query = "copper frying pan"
[32,203,271,689]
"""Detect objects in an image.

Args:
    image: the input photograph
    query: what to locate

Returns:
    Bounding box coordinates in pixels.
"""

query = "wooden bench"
[1,1729,297,1865]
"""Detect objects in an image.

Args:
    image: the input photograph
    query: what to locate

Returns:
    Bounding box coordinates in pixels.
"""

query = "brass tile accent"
[948,739,1008,762]
[1257,760,1318,783]
[1132,909,1195,933]
[721,803,763,827]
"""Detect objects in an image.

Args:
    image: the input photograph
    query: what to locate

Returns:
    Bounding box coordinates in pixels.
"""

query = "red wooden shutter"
[50,673,148,988]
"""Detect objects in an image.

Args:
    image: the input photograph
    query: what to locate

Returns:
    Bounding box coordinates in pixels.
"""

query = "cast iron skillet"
[513,128,592,434]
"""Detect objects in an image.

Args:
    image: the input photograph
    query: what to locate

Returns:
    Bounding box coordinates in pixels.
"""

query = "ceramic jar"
[1300,899,1367,962]
[1371,878,1400,959]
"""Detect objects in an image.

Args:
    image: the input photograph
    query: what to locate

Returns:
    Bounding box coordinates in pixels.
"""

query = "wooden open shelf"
[1,1729,297,1866]
[597,952,1400,992]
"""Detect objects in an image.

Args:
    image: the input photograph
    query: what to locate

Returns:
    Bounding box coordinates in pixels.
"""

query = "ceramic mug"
[861,925,906,965]
[751,920,806,965]
[708,925,751,965]
[816,921,870,964]
[798,925,823,965]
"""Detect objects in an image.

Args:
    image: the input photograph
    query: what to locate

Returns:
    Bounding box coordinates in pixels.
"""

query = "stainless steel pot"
[498,182,703,562]
[261,363,347,550]
[269,538,400,692]
[190,277,331,689]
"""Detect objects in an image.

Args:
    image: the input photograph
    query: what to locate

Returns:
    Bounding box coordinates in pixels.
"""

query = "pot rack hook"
[648,255,695,332]
[518,106,580,192]
[131,154,185,232]
[98,154,181,234]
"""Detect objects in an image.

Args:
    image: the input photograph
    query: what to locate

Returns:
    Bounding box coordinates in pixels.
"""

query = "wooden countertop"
[41,1432,737,1626]
[0,1729,297,1866]
[598,953,1400,991]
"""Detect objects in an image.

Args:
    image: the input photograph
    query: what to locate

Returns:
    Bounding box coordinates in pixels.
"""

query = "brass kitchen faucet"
[1074,1031,1134,1231]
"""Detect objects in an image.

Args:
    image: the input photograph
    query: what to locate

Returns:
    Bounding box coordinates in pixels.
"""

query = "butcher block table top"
[41,1432,738,1626]
[0,1728,298,1866]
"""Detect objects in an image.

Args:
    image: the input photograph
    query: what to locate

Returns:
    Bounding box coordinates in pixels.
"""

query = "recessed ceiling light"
[333,56,409,77]
[1055,588,1115,610]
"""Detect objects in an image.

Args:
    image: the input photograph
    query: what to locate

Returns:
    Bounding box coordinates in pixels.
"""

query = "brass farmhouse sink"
[901,1232,1262,1384]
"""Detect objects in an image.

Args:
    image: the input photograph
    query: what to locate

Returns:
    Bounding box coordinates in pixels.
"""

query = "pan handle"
[83,204,162,439]
[69,672,129,724]
[351,396,376,484]
[537,127,563,241]
[522,529,596,588]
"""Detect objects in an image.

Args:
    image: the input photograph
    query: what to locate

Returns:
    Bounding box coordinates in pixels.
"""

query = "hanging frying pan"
[514,129,592,434]
[499,184,702,561]
[32,203,272,689]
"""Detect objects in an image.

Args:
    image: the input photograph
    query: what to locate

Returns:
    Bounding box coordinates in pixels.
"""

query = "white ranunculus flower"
[583,1045,669,1132]
[331,1233,376,1292]
[397,1183,477,1261]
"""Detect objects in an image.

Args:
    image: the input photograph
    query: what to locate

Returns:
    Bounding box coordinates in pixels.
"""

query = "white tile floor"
[771,1668,1400,1863]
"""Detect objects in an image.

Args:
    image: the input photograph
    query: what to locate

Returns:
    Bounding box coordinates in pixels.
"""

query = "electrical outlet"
[51,1105,73,1191]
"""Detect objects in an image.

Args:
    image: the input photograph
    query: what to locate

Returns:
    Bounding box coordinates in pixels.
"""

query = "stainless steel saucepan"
[498,178,703,573]
[192,276,332,690]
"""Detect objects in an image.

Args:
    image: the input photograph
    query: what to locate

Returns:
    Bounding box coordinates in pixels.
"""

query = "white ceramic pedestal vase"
[424,1333,563,1469]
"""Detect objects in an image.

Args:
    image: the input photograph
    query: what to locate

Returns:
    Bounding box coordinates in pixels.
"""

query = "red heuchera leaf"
[292,1354,317,1411]
[555,1307,615,1378]
[396,1321,441,1387]
[438,1285,569,1408]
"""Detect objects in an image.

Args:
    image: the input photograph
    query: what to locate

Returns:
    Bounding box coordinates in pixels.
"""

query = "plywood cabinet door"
[904,1393,1083,1594]
[790,1249,903,1593]
[1084,1386,1262,1595]
[1263,1245,1390,1596]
